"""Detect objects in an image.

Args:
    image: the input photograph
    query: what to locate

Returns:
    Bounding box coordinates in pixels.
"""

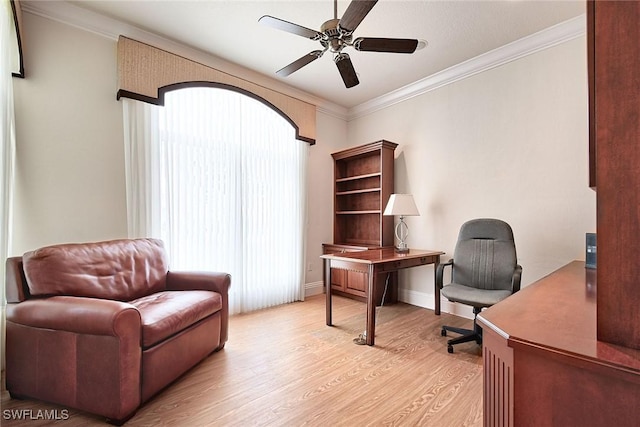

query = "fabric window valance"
[116,36,316,144]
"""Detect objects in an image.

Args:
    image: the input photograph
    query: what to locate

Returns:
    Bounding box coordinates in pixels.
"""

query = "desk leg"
[325,258,332,326]
[434,256,441,315]
[366,264,375,346]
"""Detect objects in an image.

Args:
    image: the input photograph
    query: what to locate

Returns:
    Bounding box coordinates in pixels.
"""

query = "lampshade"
[383,194,419,216]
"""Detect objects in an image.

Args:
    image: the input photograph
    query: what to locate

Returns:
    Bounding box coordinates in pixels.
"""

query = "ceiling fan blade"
[276,50,324,77]
[338,0,378,34]
[353,37,419,54]
[334,53,359,88]
[259,15,322,40]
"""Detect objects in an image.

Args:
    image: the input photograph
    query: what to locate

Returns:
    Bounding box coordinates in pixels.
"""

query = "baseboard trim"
[304,281,324,298]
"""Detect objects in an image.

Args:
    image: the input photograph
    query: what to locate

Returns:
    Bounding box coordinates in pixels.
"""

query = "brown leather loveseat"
[5,238,231,424]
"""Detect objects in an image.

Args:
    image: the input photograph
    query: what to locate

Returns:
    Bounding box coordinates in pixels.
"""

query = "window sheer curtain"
[123,88,307,314]
[1,0,17,370]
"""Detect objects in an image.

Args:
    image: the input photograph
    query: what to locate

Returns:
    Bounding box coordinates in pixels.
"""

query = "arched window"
[123,87,307,314]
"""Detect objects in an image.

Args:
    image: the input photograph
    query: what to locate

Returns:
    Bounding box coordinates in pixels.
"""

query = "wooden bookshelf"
[323,140,397,303]
[332,140,396,247]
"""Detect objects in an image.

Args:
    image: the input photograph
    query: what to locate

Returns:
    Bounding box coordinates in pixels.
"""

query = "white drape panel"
[123,98,161,238]
[123,88,307,314]
[1,0,17,370]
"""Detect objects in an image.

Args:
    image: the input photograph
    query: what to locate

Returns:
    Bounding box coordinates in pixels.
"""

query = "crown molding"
[20,0,348,119]
[346,14,586,121]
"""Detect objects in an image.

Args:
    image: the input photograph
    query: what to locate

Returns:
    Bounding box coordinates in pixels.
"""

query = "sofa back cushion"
[22,238,168,301]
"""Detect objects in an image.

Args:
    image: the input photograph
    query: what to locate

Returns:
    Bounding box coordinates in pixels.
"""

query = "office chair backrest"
[452,218,517,291]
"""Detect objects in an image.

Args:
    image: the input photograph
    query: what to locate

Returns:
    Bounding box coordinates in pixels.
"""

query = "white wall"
[304,110,348,293]
[12,13,127,254]
[347,36,595,316]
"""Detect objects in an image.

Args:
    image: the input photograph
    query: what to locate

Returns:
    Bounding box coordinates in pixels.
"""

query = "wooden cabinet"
[322,243,398,305]
[322,243,369,297]
[478,262,640,426]
[589,0,640,350]
[323,140,397,303]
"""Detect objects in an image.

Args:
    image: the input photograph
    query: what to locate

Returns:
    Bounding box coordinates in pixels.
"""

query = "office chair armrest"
[512,264,523,293]
[436,259,453,289]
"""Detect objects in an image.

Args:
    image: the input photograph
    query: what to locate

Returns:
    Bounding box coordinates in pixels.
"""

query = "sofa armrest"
[165,271,231,295]
[6,297,142,423]
[5,256,29,303]
[166,271,231,350]
[7,296,140,336]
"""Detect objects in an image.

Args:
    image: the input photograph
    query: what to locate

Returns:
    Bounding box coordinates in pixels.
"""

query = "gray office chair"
[437,218,522,353]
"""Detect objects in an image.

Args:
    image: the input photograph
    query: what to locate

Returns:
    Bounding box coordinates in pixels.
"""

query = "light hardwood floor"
[1,295,483,426]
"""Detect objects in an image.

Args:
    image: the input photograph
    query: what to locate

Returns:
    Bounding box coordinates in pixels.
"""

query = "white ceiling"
[55,1,585,109]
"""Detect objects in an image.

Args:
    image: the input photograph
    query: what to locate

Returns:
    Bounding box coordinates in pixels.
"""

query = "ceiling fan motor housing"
[321,18,351,53]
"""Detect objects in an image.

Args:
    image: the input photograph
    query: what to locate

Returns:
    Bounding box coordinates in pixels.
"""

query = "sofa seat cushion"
[130,290,222,348]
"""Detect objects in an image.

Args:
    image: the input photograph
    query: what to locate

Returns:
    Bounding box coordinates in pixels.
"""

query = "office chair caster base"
[447,345,454,353]
[441,328,447,337]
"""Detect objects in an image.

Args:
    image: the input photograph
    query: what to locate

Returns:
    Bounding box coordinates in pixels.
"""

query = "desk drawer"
[377,256,436,272]
[322,243,369,255]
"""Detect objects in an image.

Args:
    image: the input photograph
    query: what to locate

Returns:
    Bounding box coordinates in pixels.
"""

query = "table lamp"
[383,194,420,253]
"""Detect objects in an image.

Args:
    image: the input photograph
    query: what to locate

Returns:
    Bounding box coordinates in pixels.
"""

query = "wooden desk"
[477,261,640,426]
[321,248,443,346]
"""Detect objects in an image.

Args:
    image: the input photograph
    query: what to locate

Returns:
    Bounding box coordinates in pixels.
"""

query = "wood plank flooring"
[1,295,483,426]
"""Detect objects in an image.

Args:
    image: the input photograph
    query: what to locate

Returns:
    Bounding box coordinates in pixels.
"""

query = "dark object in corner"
[586,232,597,269]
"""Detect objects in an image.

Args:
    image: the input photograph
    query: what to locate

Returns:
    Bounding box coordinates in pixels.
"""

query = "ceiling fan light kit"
[259,0,420,88]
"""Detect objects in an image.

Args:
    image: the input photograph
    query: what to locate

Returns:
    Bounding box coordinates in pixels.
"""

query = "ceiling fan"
[258,0,420,88]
